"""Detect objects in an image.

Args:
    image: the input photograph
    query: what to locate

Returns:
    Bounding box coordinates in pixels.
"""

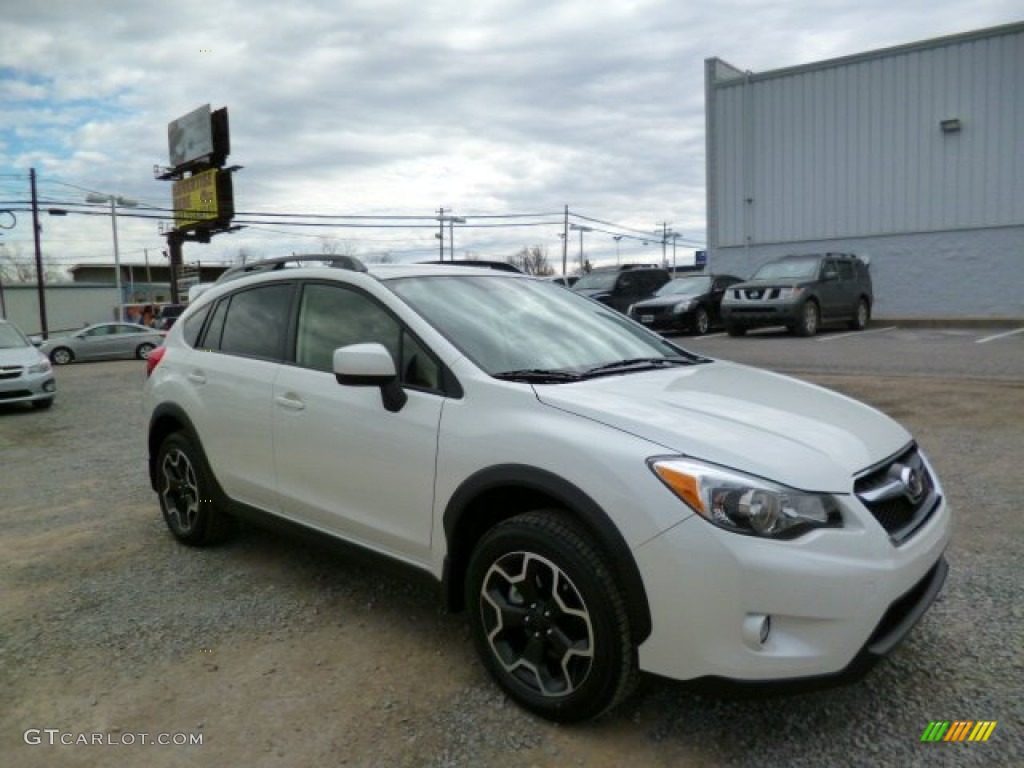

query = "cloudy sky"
[0,1,1019,275]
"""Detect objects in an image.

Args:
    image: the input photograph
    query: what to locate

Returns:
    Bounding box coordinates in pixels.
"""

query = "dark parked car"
[572,265,671,313]
[721,253,873,337]
[157,304,186,331]
[627,274,742,335]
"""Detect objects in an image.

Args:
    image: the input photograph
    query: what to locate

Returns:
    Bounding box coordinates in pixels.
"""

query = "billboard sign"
[173,169,234,231]
[168,104,214,168]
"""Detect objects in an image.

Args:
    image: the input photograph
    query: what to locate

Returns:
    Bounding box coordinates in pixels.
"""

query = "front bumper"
[633,491,951,684]
[630,308,695,332]
[0,370,56,405]
[722,302,801,328]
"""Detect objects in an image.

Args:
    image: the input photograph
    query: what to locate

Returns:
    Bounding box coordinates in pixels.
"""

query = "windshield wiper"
[582,355,708,377]
[492,368,583,384]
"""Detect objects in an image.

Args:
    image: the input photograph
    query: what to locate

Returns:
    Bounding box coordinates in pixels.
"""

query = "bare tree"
[321,238,361,258]
[363,252,396,265]
[507,245,554,276]
[0,243,65,283]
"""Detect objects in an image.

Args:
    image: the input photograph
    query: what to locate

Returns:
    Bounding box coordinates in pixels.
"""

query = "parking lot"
[2,328,1022,767]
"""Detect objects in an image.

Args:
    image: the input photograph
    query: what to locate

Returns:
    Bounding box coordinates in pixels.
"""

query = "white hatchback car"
[144,256,950,722]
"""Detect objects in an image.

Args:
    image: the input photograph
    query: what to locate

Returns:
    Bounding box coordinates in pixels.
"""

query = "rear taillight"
[146,345,167,377]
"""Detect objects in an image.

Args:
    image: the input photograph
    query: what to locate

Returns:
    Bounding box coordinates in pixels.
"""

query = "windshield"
[656,276,711,296]
[572,271,617,291]
[751,259,820,281]
[0,323,30,349]
[389,275,687,375]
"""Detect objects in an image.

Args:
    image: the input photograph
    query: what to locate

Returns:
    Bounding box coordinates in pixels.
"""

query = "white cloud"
[0,0,1019,268]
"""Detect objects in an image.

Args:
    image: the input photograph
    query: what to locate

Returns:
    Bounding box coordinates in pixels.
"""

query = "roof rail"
[216,254,368,284]
[416,259,523,273]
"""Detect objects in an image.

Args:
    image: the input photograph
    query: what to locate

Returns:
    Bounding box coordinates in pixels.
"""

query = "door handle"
[187,371,206,384]
[274,394,305,411]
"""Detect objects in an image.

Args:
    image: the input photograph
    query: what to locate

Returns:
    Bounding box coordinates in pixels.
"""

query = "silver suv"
[721,253,873,337]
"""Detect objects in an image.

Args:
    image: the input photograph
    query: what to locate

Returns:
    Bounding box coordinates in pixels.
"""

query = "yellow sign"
[173,169,222,231]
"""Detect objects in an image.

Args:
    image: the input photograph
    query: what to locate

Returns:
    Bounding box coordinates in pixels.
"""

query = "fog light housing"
[742,613,771,649]
[43,380,57,393]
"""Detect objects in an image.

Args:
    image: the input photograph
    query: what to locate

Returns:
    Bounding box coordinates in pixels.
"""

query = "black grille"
[0,366,24,380]
[855,445,940,545]
[0,389,32,400]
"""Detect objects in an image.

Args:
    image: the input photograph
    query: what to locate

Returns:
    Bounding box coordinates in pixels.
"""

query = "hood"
[573,288,611,301]
[0,345,47,367]
[730,278,806,292]
[534,361,910,492]
[632,295,699,310]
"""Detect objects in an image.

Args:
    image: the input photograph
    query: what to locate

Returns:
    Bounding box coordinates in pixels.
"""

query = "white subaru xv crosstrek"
[144,256,950,722]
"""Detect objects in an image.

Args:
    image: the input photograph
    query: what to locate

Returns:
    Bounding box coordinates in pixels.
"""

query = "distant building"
[1,262,232,336]
[705,22,1024,318]
[68,262,231,302]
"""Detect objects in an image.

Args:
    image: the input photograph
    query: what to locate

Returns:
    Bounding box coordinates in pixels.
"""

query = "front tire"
[50,347,73,365]
[155,432,234,546]
[794,300,820,337]
[693,306,710,336]
[466,512,637,722]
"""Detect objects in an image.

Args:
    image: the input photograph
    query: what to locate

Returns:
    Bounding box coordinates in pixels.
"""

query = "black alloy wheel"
[156,432,233,546]
[466,511,637,722]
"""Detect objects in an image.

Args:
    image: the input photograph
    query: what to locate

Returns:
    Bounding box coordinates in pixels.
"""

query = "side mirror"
[29,336,43,347]
[333,343,407,413]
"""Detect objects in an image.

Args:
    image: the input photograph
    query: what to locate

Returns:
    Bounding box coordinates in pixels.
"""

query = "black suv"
[157,304,186,331]
[720,253,872,337]
[571,265,671,313]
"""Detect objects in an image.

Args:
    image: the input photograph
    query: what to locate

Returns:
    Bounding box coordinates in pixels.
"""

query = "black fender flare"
[441,463,652,644]
[147,402,217,494]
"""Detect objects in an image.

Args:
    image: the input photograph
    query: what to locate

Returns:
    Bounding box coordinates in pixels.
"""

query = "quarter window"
[181,303,213,348]
[208,284,293,360]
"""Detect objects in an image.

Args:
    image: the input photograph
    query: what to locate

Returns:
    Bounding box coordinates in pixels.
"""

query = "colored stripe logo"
[921,721,997,742]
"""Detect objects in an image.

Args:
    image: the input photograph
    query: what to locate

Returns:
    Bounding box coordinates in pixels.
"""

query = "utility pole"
[437,207,445,260]
[144,248,154,302]
[562,205,569,276]
[29,168,48,338]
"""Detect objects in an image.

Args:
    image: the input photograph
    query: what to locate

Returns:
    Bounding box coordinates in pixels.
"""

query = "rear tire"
[136,342,156,360]
[155,432,234,546]
[466,511,638,722]
[849,298,870,330]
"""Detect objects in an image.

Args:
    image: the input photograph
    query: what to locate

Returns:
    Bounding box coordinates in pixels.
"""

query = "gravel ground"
[1,360,1021,767]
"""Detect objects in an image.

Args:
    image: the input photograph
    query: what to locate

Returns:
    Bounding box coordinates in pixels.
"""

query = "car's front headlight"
[28,359,52,374]
[649,457,842,539]
[775,286,805,301]
[672,300,693,314]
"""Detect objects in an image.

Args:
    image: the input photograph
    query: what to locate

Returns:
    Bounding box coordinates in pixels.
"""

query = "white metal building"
[704,22,1024,319]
